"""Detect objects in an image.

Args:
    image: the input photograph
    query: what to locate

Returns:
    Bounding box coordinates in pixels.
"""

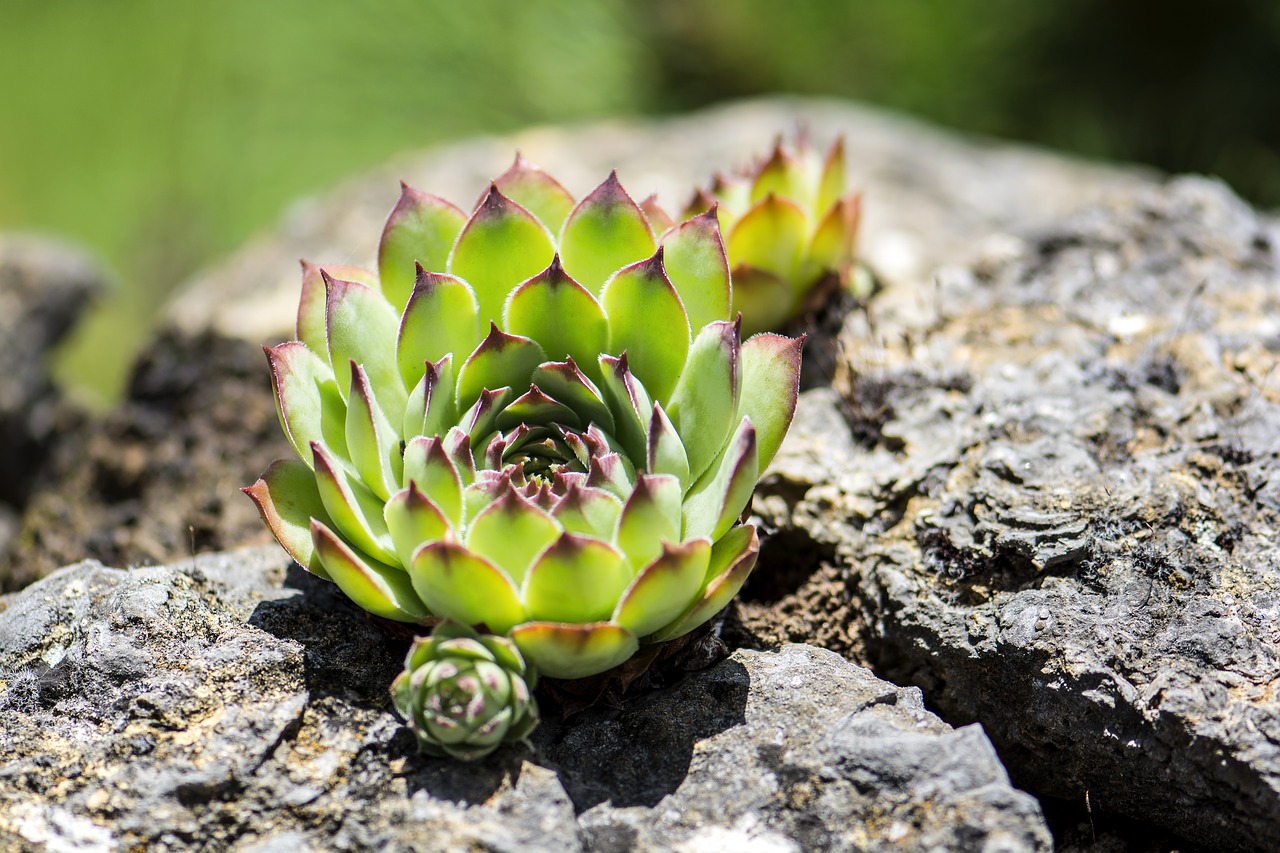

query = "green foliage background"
[3,0,1277,402]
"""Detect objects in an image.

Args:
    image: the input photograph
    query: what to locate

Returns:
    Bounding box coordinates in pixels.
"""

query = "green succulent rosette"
[683,135,864,337]
[391,620,537,761]
[245,156,803,681]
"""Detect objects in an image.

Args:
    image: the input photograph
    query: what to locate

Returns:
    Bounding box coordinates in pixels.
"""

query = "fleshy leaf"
[531,360,614,433]
[817,137,847,215]
[384,484,451,567]
[297,261,374,357]
[614,474,683,573]
[325,273,407,417]
[397,269,480,390]
[599,250,690,404]
[613,538,711,639]
[587,452,635,501]
[377,183,467,310]
[739,333,804,472]
[312,520,429,623]
[345,363,403,501]
[456,324,546,414]
[596,354,652,464]
[750,141,800,206]
[807,194,861,278]
[448,184,556,329]
[522,534,630,623]
[681,418,758,541]
[461,387,514,445]
[552,483,622,539]
[409,541,526,634]
[243,460,334,578]
[665,319,741,483]
[727,194,807,283]
[504,256,609,371]
[660,208,731,332]
[647,403,689,484]
[559,171,655,293]
[403,355,457,440]
[639,194,675,234]
[402,436,464,527]
[465,491,561,586]
[731,266,795,338]
[266,342,348,465]
[496,386,582,432]
[648,524,759,642]
[494,154,576,233]
[511,622,638,680]
[311,441,399,566]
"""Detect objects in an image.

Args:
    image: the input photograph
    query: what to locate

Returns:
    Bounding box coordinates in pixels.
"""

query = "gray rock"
[163,96,1151,346]
[762,176,1280,849]
[0,547,1050,852]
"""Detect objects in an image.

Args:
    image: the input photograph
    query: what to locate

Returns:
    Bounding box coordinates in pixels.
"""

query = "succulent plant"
[683,134,864,336]
[244,156,802,691]
[391,620,538,760]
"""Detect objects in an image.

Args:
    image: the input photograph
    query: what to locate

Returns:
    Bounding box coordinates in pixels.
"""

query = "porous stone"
[759,176,1280,850]
[0,547,1051,852]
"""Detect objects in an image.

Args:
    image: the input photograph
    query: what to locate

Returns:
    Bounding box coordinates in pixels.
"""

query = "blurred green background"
[3,0,1278,404]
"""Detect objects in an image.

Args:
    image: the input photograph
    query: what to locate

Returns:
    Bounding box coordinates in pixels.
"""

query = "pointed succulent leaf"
[639,194,675,234]
[614,474,683,572]
[456,324,546,414]
[727,194,807,282]
[817,137,847,214]
[596,354,651,464]
[807,194,861,274]
[511,622,638,680]
[600,250,690,404]
[659,208,731,331]
[346,363,404,501]
[443,426,477,486]
[587,452,635,501]
[448,184,556,329]
[552,483,622,539]
[613,538,711,638]
[504,256,609,371]
[312,520,430,622]
[494,154,575,233]
[297,261,375,357]
[465,491,561,586]
[242,460,334,578]
[522,533,630,623]
[325,273,407,416]
[681,418,758,541]
[731,266,794,338]
[739,333,804,472]
[397,269,480,389]
[531,360,614,433]
[647,403,690,484]
[461,387,514,445]
[497,385,582,432]
[266,343,348,464]
[378,183,467,310]
[559,171,655,293]
[403,355,457,440]
[750,141,802,206]
[384,485,451,567]
[410,541,527,633]
[665,319,741,483]
[648,524,759,643]
[311,441,399,565]
[402,436,464,527]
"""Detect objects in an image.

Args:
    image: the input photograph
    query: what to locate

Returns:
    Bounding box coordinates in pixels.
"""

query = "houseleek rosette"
[245,157,802,741]
[684,135,864,336]
[391,621,538,761]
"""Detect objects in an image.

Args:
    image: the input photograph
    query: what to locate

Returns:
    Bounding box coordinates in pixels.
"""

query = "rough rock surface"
[0,547,1051,852]
[755,177,1280,850]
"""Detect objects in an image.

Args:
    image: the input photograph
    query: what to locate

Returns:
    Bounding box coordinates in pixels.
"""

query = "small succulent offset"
[245,156,803,759]
[391,621,538,761]
[684,134,864,337]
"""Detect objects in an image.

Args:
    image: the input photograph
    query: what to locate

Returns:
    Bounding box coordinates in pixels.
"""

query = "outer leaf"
[494,154,576,233]
[739,333,804,472]
[456,324,546,414]
[312,520,430,622]
[312,441,399,566]
[613,474,683,573]
[377,183,466,310]
[346,363,403,501]
[397,269,480,390]
[297,261,375,357]
[504,256,608,371]
[465,491,561,586]
[681,418,758,541]
[448,184,556,329]
[384,485,450,567]
[325,273,407,417]
[409,541,526,634]
[559,171,655,293]
[613,538,711,639]
[402,436,464,527]
[600,250,690,404]
[522,534,630,623]
[665,320,741,483]
[648,524,759,643]
[511,622,638,680]
[266,342,348,465]
[242,460,334,578]
[660,208,731,332]
[727,194,807,282]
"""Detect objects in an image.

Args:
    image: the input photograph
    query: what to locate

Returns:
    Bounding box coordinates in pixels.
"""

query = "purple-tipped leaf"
[460,386,514,446]
[311,441,399,565]
[680,418,758,541]
[749,140,800,206]
[243,460,334,578]
[325,273,407,417]
[504,256,609,373]
[807,194,861,277]
[521,533,630,624]
[728,194,807,283]
[659,208,731,332]
[613,538,711,639]
[639,194,675,235]
[531,359,614,434]
[559,171,656,294]
[511,622,638,680]
[378,183,467,310]
[456,324,546,414]
[613,474,683,573]
[817,137,847,215]
[346,363,403,501]
[739,333,804,472]
[409,540,526,634]
[595,354,652,464]
[731,266,794,338]
[403,354,457,440]
[266,342,348,465]
[665,319,741,483]
[494,154,576,233]
[647,403,690,484]
[648,524,759,643]
[402,436,464,527]
[552,482,622,539]
[496,385,582,432]
[599,249,690,404]
[587,452,635,501]
[312,519,430,623]
[397,269,479,389]
[465,491,561,586]
[297,261,375,357]
[384,484,451,567]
